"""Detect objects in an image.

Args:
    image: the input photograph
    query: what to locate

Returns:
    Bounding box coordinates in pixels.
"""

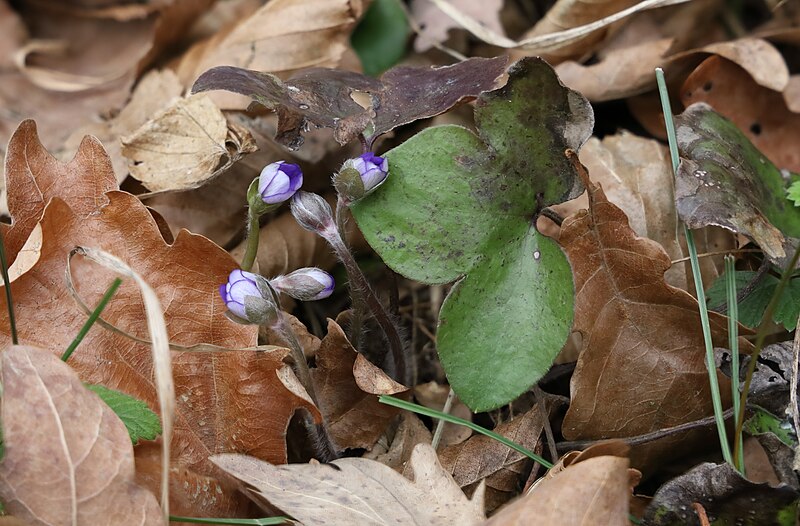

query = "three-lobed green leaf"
[351,58,593,411]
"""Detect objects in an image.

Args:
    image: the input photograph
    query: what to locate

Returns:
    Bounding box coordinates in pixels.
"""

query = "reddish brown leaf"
[311,319,407,451]
[558,161,739,471]
[0,122,320,515]
[0,345,163,525]
[681,55,800,172]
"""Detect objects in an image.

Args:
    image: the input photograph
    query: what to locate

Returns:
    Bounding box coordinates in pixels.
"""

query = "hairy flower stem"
[267,285,338,460]
[335,197,367,349]
[324,213,408,385]
[240,207,261,272]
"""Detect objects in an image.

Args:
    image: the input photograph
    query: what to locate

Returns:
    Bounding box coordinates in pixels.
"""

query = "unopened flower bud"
[259,161,303,204]
[339,152,388,201]
[271,267,335,301]
[290,191,336,239]
[219,269,277,325]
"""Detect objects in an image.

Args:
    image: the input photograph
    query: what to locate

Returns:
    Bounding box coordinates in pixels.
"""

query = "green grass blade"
[62,278,122,362]
[725,256,745,473]
[656,68,732,466]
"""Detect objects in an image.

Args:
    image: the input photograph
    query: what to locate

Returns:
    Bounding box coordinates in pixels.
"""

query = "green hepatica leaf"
[676,103,800,263]
[351,0,410,76]
[86,384,162,444]
[350,58,593,411]
[706,269,800,330]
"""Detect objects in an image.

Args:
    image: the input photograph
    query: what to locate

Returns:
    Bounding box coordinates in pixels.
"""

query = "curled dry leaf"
[439,400,555,511]
[485,455,630,525]
[0,345,164,525]
[681,55,800,172]
[213,443,486,526]
[311,319,407,451]
[675,103,800,263]
[644,462,799,525]
[363,413,432,471]
[410,0,504,52]
[176,0,365,110]
[0,121,321,515]
[121,93,257,192]
[558,157,739,471]
[191,56,508,149]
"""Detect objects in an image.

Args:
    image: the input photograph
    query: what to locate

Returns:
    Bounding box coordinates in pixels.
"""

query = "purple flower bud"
[219,269,276,324]
[290,191,336,240]
[350,152,388,194]
[258,161,303,204]
[271,267,335,301]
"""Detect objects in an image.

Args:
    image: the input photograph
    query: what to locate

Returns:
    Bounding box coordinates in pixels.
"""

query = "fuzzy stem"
[335,197,366,349]
[325,225,408,385]
[266,284,338,460]
[240,207,261,272]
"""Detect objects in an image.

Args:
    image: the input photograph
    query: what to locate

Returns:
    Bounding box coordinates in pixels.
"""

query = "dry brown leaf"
[0,121,321,515]
[557,161,739,471]
[541,132,689,289]
[414,382,473,447]
[439,402,552,512]
[485,455,630,525]
[61,69,185,181]
[121,94,257,192]
[362,413,433,471]
[0,345,164,525]
[556,38,673,102]
[213,443,485,525]
[681,55,800,172]
[176,0,364,110]
[428,0,689,59]
[410,0,504,52]
[311,319,407,451]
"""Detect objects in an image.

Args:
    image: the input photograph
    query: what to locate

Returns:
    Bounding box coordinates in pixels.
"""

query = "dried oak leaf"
[176,0,365,110]
[121,93,257,192]
[439,399,555,512]
[558,160,738,472]
[191,55,508,149]
[0,121,320,515]
[681,55,800,172]
[485,453,630,525]
[0,345,163,525]
[410,0,504,52]
[311,319,407,451]
[213,443,485,525]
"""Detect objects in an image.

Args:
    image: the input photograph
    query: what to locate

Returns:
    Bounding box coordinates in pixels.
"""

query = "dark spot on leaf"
[750,122,762,135]
[703,81,713,92]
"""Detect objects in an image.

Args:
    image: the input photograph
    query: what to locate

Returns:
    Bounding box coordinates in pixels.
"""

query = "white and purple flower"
[350,152,388,194]
[271,267,335,301]
[258,161,303,204]
[219,269,274,323]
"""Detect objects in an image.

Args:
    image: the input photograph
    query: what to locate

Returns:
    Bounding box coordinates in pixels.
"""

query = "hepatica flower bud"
[271,267,335,301]
[351,152,388,194]
[219,269,276,325]
[258,161,303,204]
[290,191,336,240]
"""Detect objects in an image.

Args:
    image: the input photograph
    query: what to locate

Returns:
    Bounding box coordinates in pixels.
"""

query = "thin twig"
[539,207,564,227]
[692,502,711,526]
[431,388,456,450]
[791,311,800,448]
[670,248,762,265]
[556,408,735,453]
[533,386,558,461]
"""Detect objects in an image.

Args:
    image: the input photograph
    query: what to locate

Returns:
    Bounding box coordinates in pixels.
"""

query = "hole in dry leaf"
[703,81,713,92]
[750,123,762,136]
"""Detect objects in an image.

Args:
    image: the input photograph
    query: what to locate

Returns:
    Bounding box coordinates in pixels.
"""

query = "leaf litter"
[2,0,800,524]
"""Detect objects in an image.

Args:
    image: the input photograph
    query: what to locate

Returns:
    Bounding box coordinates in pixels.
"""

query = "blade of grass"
[380,395,552,467]
[0,229,17,345]
[61,278,122,362]
[724,255,745,473]
[169,517,287,525]
[655,67,732,465]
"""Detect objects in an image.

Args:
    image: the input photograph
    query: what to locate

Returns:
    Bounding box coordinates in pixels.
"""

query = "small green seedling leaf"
[787,180,800,207]
[86,384,162,444]
[744,406,797,447]
[351,0,410,76]
[675,103,800,263]
[351,58,593,411]
[706,269,800,330]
